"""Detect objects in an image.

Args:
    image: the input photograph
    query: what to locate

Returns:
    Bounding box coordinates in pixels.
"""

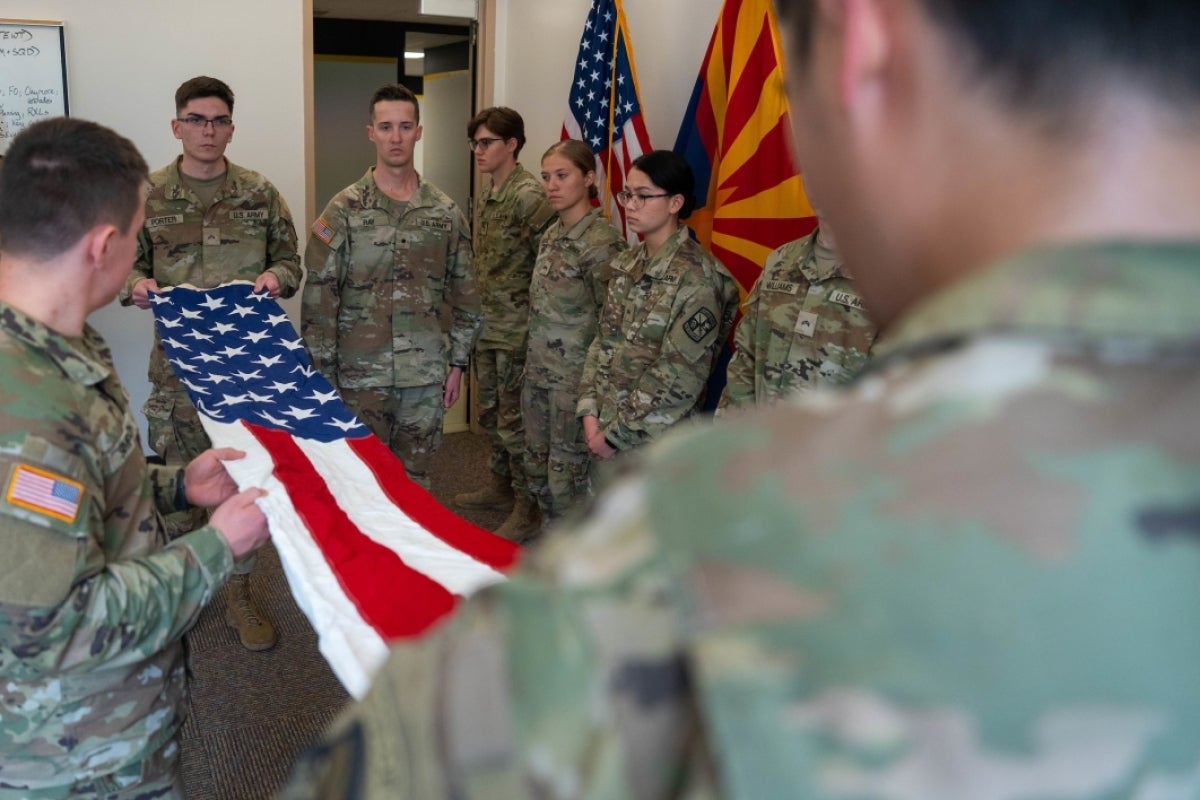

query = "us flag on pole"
[149,281,521,699]
[562,0,653,243]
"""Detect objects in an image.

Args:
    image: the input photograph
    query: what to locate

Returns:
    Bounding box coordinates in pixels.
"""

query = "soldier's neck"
[179,155,228,182]
[373,164,419,202]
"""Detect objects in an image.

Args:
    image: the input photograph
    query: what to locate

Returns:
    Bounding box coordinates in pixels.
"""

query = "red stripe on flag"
[346,435,522,572]
[246,422,458,639]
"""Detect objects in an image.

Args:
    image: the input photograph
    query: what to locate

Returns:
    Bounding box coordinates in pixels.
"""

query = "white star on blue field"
[150,283,368,443]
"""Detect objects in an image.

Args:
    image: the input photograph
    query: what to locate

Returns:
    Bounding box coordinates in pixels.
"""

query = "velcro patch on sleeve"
[683,308,719,343]
[311,217,337,245]
[6,464,83,523]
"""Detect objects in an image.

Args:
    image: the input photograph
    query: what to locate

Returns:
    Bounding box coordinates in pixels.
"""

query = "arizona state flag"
[674,0,813,293]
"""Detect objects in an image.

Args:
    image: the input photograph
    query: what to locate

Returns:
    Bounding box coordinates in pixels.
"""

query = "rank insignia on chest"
[684,307,718,343]
[6,464,83,523]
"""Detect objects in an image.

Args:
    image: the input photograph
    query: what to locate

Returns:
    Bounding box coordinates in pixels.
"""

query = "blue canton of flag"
[562,0,653,243]
[149,282,367,442]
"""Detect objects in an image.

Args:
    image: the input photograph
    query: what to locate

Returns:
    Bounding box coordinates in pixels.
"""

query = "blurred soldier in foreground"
[717,209,877,414]
[0,117,269,800]
[121,76,300,651]
[285,0,1200,797]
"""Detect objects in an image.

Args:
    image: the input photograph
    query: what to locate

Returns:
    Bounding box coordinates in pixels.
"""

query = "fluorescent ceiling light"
[405,51,425,59]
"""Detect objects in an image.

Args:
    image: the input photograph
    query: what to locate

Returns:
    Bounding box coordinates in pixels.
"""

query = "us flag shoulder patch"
[6,464,83,523]
[312,217,336,245]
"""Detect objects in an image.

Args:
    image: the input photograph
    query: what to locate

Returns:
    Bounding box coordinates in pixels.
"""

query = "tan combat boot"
[494,494,542,543]
[225,573,277,651]
[453,471,513,511]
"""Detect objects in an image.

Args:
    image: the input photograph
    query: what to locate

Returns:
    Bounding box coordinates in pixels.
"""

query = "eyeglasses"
[176,115,233,130]
[615,190,670,210]
[467,136,505,152]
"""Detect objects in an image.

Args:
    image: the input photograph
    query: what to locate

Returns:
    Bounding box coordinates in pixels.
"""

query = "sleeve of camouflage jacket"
[263,190,304,299]
[301,201,348,387]
[716,279,762,415]
[0,466,232,676]
[148,463,188,518]
[517,184,556,252]
[446,208,483,367]
[281,482,706,800]
[604,278,731,450]
[118,225,156,305]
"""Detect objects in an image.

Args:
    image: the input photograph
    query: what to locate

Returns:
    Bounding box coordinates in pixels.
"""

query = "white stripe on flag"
[292,436,507,596]
[201,416,388,698]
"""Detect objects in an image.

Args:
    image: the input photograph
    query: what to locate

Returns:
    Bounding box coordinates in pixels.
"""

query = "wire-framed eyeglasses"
[615,190,670,210]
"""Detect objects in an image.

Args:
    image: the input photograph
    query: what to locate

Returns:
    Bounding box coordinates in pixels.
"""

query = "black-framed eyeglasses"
[615,190,670,210]
[467,136,505,152]
[177,115,233,130]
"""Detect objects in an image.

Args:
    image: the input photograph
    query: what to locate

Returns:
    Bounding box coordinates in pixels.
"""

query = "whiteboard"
[0,19,68,154]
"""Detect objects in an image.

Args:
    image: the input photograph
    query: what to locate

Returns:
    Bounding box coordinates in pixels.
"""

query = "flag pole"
[604,0,622,216]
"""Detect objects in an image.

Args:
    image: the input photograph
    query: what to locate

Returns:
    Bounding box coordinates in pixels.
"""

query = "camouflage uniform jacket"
[472,163,555,350]
[119,157,302,394]
[0,304,234,791]
[719,230,877,413]
[282,241,1200,799]
[302,169,482,390]
[525,208,627,391]
[577,225,738,451]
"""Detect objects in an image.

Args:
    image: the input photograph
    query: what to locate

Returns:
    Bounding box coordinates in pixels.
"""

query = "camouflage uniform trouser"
[521,382,591,522]
[341,384,444,490]
[11,735,183,799]
[145,389,253,575]
[474,348,528,494]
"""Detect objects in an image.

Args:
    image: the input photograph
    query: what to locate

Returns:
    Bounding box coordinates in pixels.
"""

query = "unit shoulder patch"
[683,308,719,343]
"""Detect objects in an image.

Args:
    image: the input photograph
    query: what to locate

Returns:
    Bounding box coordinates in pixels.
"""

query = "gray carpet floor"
[180,430,508,799]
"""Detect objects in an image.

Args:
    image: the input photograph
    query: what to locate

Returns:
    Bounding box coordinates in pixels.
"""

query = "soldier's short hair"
[542,139,599,200]
[468,107,526,158]
[0,117,148,260]
[175,76,235,114]
[631,150,696,220]
[370,84,421,124]
[774,0,1200,117]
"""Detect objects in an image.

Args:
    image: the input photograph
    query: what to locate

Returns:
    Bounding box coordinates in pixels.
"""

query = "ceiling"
[312,0,472,26]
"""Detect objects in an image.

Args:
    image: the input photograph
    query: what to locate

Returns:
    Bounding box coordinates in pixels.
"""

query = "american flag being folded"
[149,281,521,698]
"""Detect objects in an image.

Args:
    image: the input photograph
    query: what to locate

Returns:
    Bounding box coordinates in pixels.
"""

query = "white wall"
[493,0,723,167]
[4,0,311,445]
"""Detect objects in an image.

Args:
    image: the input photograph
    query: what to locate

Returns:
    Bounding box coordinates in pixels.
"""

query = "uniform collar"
[875,240,1200,361]
[0,302,110,386]
[485,163,531,203]
[360,167,435,211]
[163,156,237,202]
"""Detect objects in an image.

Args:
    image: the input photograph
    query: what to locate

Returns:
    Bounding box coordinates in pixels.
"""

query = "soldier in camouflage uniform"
[282,0,1200,797]
[453,107,555,541]
[0,118,269,800]
[523,140,627,528]
[716,217,877,415]
[303,84,481,491]
[119,76,300,652]
[578,150,738,458]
